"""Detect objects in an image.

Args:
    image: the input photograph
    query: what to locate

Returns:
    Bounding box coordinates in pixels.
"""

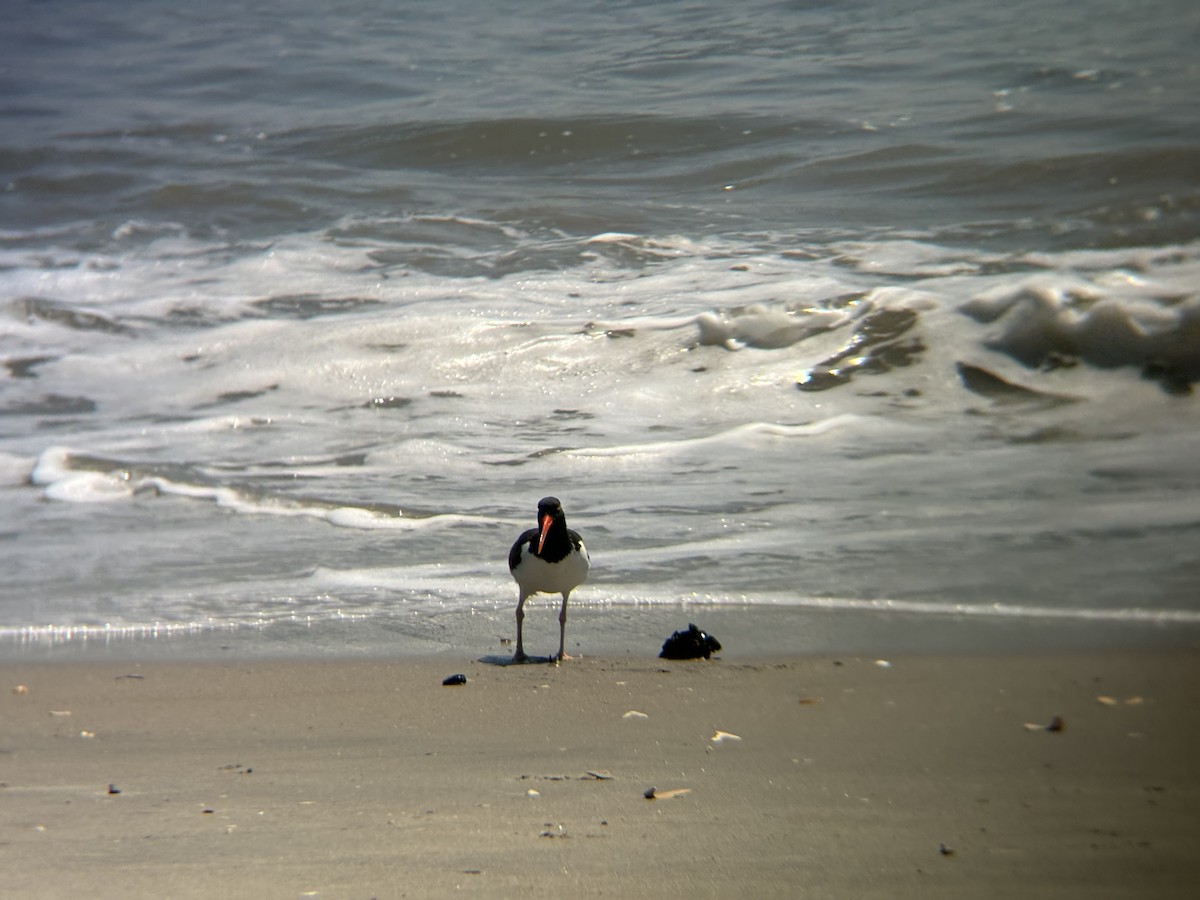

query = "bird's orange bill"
[536,514,553,554]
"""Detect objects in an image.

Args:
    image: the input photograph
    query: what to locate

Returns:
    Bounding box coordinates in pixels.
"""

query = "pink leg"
[514,595,529,662]
[555,592,572,661]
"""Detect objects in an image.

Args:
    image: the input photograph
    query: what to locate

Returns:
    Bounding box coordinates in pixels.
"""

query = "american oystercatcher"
[508,497,590,662]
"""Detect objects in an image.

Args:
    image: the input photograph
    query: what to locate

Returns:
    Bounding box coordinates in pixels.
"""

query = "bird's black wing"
[508,528,538,572]
[567,529,586,553]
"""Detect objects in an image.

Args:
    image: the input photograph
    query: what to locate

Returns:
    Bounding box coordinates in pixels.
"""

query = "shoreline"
[3,649,1198,898]
[5,601,1199,665]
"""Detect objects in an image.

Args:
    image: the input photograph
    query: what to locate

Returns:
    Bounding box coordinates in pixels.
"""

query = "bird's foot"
[513,649,530,664]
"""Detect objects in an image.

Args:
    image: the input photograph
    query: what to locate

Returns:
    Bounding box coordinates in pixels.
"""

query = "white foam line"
[0,608,380,645]
[565,416,869,458]
[660,593,1200,625]
[31,447,479,531]
[147,478,481,531]
[0,621,244,644]
[536,588,1200,625]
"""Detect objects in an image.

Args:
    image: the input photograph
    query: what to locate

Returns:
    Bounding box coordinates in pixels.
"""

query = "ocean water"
[2,0,1199,660]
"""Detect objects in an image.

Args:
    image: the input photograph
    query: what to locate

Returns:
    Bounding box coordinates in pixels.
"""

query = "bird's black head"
[535,497,565,554]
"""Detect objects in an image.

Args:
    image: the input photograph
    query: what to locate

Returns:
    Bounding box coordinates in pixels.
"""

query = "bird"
[508,496,590,663]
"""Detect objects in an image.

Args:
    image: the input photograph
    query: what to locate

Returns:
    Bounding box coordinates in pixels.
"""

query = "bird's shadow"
[478,653,561,667]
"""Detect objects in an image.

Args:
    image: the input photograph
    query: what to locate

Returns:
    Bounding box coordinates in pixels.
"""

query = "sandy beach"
[2,650,1198,899]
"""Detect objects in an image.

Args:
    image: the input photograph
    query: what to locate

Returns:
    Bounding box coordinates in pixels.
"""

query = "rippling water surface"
[2,0,1198,657]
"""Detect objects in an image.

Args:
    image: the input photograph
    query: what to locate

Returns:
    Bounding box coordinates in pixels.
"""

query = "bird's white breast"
[514,541,590,596]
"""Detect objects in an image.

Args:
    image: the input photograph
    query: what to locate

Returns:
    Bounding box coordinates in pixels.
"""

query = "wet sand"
[2,651,1198,898]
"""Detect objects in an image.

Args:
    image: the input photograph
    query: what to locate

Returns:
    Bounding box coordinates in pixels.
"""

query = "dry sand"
[2,650,1198,898]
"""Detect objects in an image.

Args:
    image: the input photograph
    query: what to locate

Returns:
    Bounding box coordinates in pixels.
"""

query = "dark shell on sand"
[659,623,722,660]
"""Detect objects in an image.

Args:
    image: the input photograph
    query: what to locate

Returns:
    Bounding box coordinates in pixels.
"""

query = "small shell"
[1023,715,1065,733]
[648,787,691,800]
